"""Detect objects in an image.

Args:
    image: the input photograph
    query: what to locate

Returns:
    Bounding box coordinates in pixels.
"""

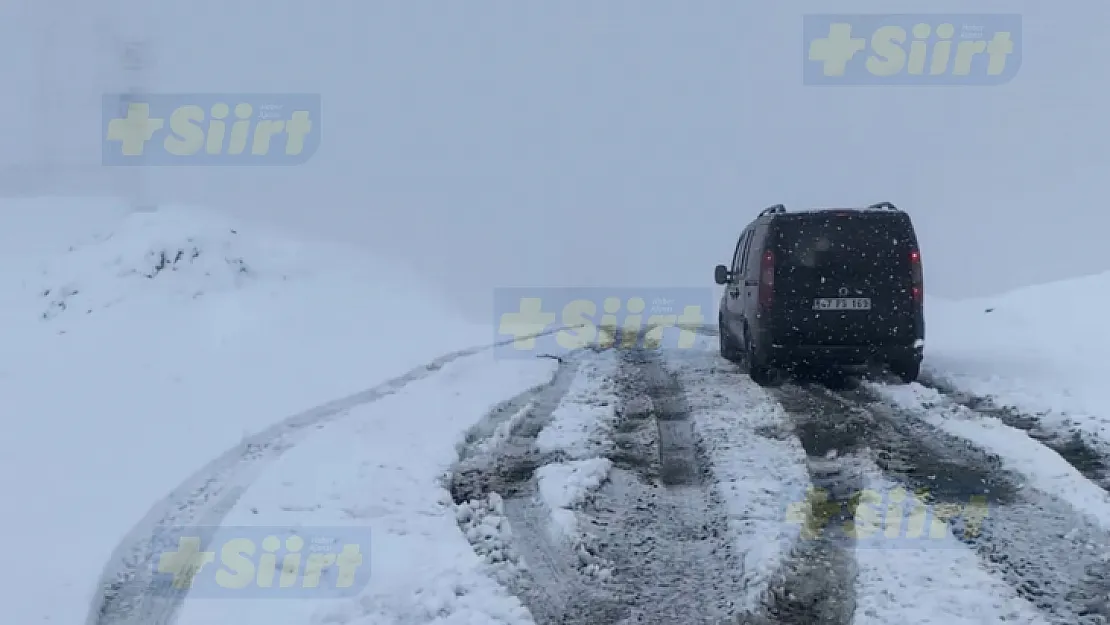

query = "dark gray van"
[714,202,924,385]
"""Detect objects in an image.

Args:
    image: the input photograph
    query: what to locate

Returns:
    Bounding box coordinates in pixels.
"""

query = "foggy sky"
[2,0,1107,323]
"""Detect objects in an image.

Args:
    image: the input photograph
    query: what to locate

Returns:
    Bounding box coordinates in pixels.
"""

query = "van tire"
[890,359,921,384]
[744,328,777,386]
[719,319,742,362]
[749,361,775,386]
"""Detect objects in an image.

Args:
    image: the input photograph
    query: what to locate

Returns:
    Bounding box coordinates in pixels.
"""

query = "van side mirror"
[714,264,730,285]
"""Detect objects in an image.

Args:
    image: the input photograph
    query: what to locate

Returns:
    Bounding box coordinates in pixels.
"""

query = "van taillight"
[758,250,775,311]
[910,249,923,303]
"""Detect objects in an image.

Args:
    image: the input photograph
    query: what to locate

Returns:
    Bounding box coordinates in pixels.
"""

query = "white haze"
[1,0,1107,323]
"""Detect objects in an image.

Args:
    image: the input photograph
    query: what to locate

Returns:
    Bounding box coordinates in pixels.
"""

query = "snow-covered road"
[84,328,1108,625]
[443,335,1110,625]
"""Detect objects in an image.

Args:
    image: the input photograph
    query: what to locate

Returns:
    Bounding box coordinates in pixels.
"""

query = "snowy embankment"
[923,280,1110,446]
[0,199,490,624]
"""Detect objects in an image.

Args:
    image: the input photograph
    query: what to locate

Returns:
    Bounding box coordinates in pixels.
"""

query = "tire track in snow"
[821,383,1110,625]
[605,348,746,625]
[850,466,1051,625]
[752,384,862,625]
[450,351,629,625]
[663,351,815,623]
[623,349,703,488]
[915,374,1110,493]
[87,330,566,625]
[451,346,750,625]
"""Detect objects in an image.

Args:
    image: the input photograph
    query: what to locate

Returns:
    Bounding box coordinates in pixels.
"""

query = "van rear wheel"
[749,360,775,386]
[719,319,742,362]
[744,330,776,386]
[890,358,921,384]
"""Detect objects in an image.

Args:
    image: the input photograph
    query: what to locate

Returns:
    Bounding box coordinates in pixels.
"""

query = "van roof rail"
[867,201,899,211]
[759,203,786,217]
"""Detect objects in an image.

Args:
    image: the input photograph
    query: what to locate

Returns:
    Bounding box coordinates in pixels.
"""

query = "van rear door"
[770,211,919,346]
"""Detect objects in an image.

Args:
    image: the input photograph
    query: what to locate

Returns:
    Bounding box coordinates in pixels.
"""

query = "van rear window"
[775,214,913,269]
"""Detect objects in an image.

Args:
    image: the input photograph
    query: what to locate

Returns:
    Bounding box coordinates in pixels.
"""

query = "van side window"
[744,224,766,276]
[737,230,754,275]
[730,229,750,276]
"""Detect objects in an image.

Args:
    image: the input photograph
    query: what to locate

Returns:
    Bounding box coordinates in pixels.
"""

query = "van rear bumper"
[766,342,923,368]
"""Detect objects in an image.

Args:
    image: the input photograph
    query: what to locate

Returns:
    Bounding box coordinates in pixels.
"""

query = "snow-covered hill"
[0,199,490,625]
[924,276,1110,441]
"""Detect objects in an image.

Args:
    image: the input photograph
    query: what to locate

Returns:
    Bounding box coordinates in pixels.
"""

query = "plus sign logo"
[498,297,558,351]
[493,287,712,359]
[156,536,216,590]
[803,14,1022,85]
[107,100,165,158]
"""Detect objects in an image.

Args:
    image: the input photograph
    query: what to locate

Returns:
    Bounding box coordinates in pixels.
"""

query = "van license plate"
[813,298,871,310]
